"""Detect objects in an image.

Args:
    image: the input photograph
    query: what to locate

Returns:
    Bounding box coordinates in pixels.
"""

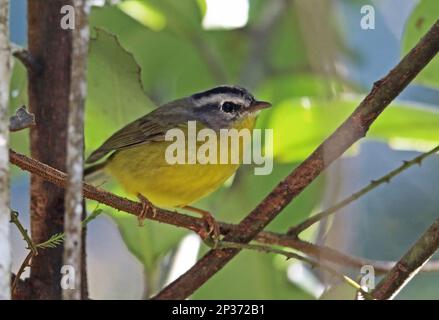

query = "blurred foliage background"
[7,0,439,299]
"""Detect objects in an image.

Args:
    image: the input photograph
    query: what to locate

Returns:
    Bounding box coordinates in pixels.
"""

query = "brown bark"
[26,0,87,299]
[372,215,439,299]
[63,0,89,300]
[10,149,439,280]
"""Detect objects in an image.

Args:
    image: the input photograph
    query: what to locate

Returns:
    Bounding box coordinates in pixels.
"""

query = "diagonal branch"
[254,230,439,274]
[372,214,439,299]
[216,241,371,298]
[152,20,439,300]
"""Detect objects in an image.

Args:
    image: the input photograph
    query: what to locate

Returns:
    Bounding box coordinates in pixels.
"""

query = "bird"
[85,85,271,243]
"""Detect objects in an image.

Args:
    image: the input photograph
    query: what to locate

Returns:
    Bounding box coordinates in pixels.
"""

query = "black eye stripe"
[222,101,241,113]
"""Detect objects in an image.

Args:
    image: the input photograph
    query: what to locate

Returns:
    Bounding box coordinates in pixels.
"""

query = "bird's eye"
[222,102,240,113]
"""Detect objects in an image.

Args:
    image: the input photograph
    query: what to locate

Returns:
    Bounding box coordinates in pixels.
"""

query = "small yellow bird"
[85,85,271,240]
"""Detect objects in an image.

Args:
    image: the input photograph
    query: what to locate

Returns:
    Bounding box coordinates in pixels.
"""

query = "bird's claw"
[137,194,156,226]
[183,206,220,248]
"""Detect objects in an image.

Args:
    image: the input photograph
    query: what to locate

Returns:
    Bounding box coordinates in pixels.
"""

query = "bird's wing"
[86,100,191,163]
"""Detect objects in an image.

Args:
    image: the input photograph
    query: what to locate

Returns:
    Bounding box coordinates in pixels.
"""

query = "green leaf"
[35,208,102,250]
[90,5,216,100]
[85,28,156,153]
[36,233,65,249]
[192,249,313,299]
[402,0,439,88]
[264,97,439,162]
[106,208,187,270]
[257,74,345,105]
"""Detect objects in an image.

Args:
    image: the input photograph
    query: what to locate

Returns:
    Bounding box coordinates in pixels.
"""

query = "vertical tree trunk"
[27,0,87,299]
[0,0,11,301]
[63,0,89,300]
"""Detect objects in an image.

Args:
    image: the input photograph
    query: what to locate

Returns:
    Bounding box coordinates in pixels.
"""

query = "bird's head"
[188,85,271,130]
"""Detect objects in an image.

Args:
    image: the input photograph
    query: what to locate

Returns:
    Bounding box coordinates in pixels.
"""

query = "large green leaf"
[106,206,187,270]
[402,0,439,88]
[85,29,156,153]
[265,97,439,162]
[90,5,216,101]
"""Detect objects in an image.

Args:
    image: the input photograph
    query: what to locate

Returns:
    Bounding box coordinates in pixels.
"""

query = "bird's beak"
[249,100,272,112]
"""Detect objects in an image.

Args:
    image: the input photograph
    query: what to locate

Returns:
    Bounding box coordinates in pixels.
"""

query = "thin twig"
[288,145,439,236]
[217,241,372,299]
[11,207,102,295]
[9,211,38,296]
[11,251,32,295]
[252,230,439,274]
[10,211,38,255]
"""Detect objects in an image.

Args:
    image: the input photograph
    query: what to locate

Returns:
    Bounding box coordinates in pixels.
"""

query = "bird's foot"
[137,194,157,226]
[183,205,220,248]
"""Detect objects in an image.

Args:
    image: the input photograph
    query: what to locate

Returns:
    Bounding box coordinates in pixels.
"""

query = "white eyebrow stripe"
[194,94,246,107]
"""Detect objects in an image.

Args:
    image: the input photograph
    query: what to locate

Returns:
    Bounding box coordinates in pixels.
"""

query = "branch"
[253,231,439,274]
[10,207,101,298]
[27,0,75,299]
[10,211,37,255]
[12,148,439,276]
[11,252,32,296]
[9,211,37,296]
[8,211,38,299]
[216,241,371,298]
[372,214,439,299]
[288,144,439,236]
[153,20,439,300]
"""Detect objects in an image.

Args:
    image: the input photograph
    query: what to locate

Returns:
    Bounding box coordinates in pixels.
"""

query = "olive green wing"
[86,100,191,163]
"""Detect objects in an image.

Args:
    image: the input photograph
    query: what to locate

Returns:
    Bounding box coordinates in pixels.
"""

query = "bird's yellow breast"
[105,117,256,208]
